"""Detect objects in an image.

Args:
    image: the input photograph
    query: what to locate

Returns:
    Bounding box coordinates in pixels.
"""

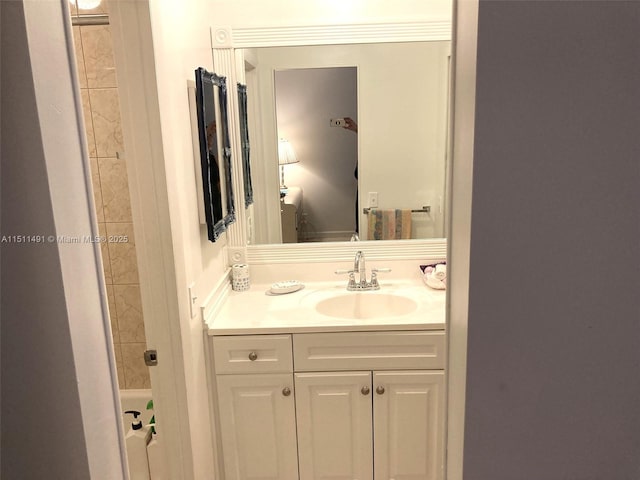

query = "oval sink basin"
[315,293,418,320]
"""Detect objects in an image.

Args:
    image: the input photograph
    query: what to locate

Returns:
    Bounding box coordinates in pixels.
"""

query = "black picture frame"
[195,67,235,242]
[237,83,254,208]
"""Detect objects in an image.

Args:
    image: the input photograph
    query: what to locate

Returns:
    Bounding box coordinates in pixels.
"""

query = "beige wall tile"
[117,366,126,390]
[80,89,97,156]
[114,285,146,343]
[89,157,105,223]
[81,25,117,88]
[89,88,124,157]
[98,223,113,284]
[106,222,139,284]
[72,26,87,88]
[105,284,119,343]
[72,3,149,392]
[121,343,151,389]
[113,343,125,389]
[98,157,132,222]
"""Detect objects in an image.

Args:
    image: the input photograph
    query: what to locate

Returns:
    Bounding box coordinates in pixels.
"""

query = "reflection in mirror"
[237,83,254,208]
[275,67,358,242]
[195,67,236,242]
[244,41,451,245]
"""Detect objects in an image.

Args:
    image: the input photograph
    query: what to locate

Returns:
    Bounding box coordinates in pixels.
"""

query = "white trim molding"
[200,270,233,325]
[246,239,447,265]
[227,21,452,48]
[446,0,478,478]
[211,25,234,49]
[212,46,247,246]
[213,20,452,265]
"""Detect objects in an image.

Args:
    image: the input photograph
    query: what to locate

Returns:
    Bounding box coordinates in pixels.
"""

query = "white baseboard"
[302,230,353,243]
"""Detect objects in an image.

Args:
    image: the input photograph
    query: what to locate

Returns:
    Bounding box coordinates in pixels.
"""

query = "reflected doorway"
[274,67,358,242]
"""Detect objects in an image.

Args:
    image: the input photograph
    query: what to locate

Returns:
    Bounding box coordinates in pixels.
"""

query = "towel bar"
[363,206,431,214]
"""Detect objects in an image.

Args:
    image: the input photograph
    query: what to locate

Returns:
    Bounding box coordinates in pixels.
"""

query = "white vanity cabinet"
[295,370,444,480]
[213,335,298,480]
[216,374,299,480]
[293,331,445,480]
[372,371,445,480]
[211,330,445,480]
[295,371,374,480]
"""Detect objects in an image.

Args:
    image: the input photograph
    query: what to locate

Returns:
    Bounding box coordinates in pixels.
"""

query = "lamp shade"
[278,139,299,166]
[70,0,103,9]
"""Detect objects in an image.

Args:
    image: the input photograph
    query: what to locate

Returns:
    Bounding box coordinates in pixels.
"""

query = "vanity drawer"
[293,331,445,371]
[213,335,293,374]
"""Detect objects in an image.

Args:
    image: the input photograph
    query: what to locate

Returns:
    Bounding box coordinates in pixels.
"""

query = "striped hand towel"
[367,209,412,240]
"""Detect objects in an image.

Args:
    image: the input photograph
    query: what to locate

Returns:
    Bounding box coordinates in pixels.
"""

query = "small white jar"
[231,263,250,291]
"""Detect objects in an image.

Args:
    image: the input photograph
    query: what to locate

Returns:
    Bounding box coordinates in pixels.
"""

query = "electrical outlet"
[330,118,346,127]
[368,192,378,208]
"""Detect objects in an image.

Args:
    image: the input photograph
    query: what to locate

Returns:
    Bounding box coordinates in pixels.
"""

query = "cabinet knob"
[282,387,291,396]
[376,386,385,395]
[361,386,370,395]
[248,351,258,361]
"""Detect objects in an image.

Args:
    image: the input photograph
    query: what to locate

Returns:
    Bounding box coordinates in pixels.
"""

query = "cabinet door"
[295,371,373,480]
[373,371,445,480]
[217,374,298,480]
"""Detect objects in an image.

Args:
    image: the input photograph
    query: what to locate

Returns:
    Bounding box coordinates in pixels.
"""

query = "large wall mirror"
[245,42,451,244]
[213,14,452,262]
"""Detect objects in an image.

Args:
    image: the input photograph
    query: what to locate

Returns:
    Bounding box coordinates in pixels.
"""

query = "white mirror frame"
[211,21,451,264]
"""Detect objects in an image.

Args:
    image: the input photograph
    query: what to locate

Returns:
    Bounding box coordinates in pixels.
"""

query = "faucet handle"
[335,269,354,274]
[370,268,391,289]
[371,268,391,273]
[335,269,357,289]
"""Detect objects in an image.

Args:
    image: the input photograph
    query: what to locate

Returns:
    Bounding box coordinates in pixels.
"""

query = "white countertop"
[207,278,446,336]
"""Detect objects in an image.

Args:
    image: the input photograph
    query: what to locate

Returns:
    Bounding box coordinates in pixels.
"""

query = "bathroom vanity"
[206,277,446,480]
[205,14,452,475]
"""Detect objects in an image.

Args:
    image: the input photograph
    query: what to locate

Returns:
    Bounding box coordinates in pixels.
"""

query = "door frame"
[102,2,197,478]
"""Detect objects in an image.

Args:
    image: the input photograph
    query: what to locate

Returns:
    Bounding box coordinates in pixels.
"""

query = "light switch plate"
[368,192,379,208]
[188,282,198,319]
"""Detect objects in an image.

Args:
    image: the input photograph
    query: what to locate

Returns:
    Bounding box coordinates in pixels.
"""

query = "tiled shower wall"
[70,4,150,389]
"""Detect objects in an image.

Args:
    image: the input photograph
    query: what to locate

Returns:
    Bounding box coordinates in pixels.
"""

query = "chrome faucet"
[354,250,366,287]
[335,250,391,291]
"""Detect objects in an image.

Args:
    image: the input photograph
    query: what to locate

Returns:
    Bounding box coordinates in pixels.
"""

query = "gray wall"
[464,1,640,479]
[1,2,90,477]
[1,1,124,478]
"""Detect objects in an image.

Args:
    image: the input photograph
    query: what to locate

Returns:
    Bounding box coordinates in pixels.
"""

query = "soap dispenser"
[123,410,151,480]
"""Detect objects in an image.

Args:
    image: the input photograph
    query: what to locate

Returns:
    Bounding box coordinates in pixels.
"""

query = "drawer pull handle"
[376,386,385,395]
[282,387,291,396]
[361,386,370,395]
[248,351,258,361]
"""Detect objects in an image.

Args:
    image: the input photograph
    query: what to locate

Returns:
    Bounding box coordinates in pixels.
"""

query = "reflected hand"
[343,117,358,133]
[206,121,217,150]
